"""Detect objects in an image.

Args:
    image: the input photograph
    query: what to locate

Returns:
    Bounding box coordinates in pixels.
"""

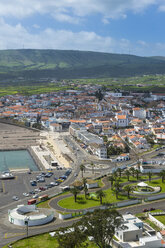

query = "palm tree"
[114,180,120,191]
[109,175,115,187]
[113,171,118,181]
[96,189,106,205]
[80,164,85,178]
[148,171,152,182]
[130,167,135,178]
[113,187,119,199]
[159,170,165,183]
[91,162,95,174]
[125,170,130,181]
[124,185,133,199]
[84,185,88,199]
[70,187,80,202]
[117,168,122,178]
[135,169,140,180]
[82,177,87,188]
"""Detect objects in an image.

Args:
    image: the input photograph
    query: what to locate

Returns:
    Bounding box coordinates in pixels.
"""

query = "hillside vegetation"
[0,49,165,81]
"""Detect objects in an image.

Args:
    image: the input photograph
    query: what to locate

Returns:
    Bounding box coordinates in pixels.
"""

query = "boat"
[0,172,15,180]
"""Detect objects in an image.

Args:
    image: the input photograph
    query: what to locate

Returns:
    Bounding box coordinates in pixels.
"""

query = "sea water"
[0,150,38,172]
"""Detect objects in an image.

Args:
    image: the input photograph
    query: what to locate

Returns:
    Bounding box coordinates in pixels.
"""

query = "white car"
[12,196,19,201]
[33,194,39,199]
[23,193,29,197]
[50,182,56,186]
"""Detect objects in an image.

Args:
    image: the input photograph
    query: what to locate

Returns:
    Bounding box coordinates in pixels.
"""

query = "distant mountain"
[0,49,165,81]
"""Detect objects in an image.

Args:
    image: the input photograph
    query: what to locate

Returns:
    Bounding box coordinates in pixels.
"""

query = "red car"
[143,208,149,212]
[149,208,155,211]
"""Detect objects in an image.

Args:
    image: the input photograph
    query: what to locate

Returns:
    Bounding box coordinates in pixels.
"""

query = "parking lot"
[0,168,72,208]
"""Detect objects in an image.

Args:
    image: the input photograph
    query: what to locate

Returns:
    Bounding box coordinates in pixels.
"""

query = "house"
[114,214,164,248]
[111,153,130,162]
[89,143,107,159]
[116,115,129,127]
[133,108,146,119]
[49,123,62,132]
[86,179,98,189]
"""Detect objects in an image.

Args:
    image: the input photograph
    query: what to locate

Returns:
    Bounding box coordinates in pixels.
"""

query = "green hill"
[0,49,165,81]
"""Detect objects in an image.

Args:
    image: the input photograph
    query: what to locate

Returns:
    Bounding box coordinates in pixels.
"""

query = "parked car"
[39,186,46,191]
[149,208,155,211]
[12,196,19,201]
[38,177,45,182]
[30,180,37,186]
[32,194,39,199]
[143,208,149,212]
[23,193,29,197]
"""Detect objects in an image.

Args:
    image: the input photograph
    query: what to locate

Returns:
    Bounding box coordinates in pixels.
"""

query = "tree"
[125,170,130,181]
[124,185,133,199]
[109,175,115,187]
[80,164,85,178]
[82,177,87,188]
[80,209,123,248]
[32,122,42,129]
[96,189,106,205]
[91,162,95,174]
[159,170,165,183]
[124,144,130,153]
[112,170,118,180]
[112,180,120,199]
[135,169,140,180]
[84,185,88,200]
[148,171,152,182]
[113,187,120,199]
[95,89,104,102]
[117,168,122,178]
[70,187,80,202]
[130,167,135,178]
[55,222,88,248]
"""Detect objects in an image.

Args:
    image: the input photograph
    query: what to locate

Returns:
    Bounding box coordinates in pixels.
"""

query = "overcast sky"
[1,0,165,56]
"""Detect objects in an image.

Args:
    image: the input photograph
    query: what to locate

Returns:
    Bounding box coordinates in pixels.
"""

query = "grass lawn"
[37,200,51,208]
[153,213,165,225]
[123,178,165,195]
[58,188,131,210]
[3,234,97,248]
[148,179,165,192]
[136,210,163,232]
[118,175,158,183]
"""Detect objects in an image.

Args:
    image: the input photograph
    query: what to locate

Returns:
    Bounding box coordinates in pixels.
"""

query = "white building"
[49,123,62,132]
[90,143,107,159]
[114,214,164,248]
[133,108,146,119]
[8,205,54,227]
[116,115,129,128]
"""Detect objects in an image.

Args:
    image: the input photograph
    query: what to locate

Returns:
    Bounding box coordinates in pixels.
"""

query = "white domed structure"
[8,205,54,226]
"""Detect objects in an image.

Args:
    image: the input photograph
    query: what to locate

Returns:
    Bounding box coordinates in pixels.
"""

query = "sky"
[1,0,165,56]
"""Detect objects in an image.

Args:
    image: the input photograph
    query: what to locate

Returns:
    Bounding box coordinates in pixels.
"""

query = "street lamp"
[25,217,29,248]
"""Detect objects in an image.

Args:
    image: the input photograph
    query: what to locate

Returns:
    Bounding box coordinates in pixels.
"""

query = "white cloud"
[0,17,164,56]
[0,0,160,21]
[33,24,40,29]
[52,13,80,24]
[137,40,148,46]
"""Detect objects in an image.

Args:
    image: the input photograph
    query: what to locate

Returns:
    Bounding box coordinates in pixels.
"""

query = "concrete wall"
[115,199,140,208]
[146,193,165,201]
[148,213,165,230]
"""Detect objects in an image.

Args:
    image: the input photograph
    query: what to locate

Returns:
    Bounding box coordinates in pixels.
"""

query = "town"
[1,84,165,248]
